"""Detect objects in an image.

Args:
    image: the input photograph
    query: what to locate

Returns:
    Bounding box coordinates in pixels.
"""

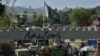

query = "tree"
[12,13,22,27]
[0,1,10,29]
[0,40,15,56]
[16,14,22,27]
[20,11,28,25]
[34,14,43,27]
[58,10,71,25]
[0,1,5,16]
[88,8,97,22]
[0,16,9,29]
[33,12,37,19]
[32,13,51,27]
[89,14,97,22]
[69,8,91,27]
[2,42,15,56]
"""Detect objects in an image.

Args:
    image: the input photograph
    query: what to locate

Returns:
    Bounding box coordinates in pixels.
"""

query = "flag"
[44,2,60,23]
[44,2,49,17]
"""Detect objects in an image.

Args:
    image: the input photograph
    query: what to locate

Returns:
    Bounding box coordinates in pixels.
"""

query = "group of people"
[13,38,99,56]
[34,43,90,56]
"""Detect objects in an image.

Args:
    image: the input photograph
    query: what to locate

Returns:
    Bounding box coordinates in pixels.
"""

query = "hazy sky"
[8,0,100,9]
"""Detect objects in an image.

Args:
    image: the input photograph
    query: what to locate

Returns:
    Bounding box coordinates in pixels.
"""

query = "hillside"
[6,6,71,14]
[6,6,44,14]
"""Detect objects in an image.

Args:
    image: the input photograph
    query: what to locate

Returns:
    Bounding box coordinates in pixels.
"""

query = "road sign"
[87,39,97,46]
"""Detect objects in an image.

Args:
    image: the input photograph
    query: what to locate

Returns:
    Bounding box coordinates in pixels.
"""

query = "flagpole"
[43,0,45,28]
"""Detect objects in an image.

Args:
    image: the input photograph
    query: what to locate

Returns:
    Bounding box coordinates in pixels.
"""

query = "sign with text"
[87,39,97,46]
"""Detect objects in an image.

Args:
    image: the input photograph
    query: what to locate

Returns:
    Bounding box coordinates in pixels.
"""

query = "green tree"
[33,12,37,19]
[0,1,5,16]
[32,13,51,27]
[16,14,22,27]
[13,13,22,27]
[58,10,71,25]
[0,40,15,56]
[69,8,91,27]
[0,40,4,48]
[20,11,27,25]
[89,14,97,22]
[2,42,15,56]
[33,14,44,27]
[88,8,97,22]
[0,16,9,29]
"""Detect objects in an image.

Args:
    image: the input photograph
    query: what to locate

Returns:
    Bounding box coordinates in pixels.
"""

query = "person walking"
[73,48,79,56]
[65,48,73,56]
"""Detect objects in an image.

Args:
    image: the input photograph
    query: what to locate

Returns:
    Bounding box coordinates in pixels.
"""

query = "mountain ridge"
[6,6,71,14]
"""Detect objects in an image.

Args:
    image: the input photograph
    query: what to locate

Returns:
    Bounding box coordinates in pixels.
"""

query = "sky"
[7,0,100,9]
